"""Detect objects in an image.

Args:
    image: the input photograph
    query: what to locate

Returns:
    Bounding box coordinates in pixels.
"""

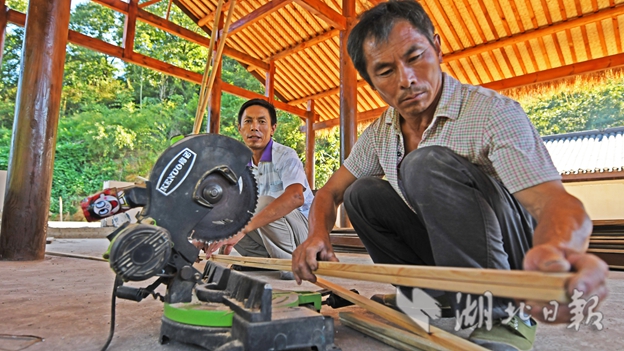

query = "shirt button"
[397,152,401,157]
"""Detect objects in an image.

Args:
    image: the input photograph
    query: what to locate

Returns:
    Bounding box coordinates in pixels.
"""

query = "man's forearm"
[307,189,340,240]
[532,193,592,252]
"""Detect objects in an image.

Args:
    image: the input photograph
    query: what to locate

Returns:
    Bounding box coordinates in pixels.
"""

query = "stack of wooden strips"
[211,255,572,303]
[588,220,624,270]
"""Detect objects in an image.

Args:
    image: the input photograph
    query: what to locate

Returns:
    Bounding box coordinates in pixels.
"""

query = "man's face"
[238,105,276,151]
[364,20,443,119]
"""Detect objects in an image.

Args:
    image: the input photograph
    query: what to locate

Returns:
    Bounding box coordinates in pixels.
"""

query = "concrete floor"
[0,238,622,351]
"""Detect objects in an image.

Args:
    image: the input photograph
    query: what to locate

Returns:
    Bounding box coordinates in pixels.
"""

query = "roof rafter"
[139,0,163,8]
[292,0,346,30]
[221,0,294,37]
[444,4,624,63]
[93,0,269,70]
[198,0,242,27]
[269,28,339,61]
[482,51,624,90]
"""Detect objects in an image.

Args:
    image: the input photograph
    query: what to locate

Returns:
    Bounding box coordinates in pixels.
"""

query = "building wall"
[563,179,624,220]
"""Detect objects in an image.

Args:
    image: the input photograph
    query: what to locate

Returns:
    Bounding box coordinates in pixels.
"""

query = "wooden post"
[0,0,71,261]
[339,0,356,227]
[207,13,224,134]
[207,55,222,133]
[265,60,275,103]
[305,100,315,190]
[123,0,139,59]
[0,0,7,67]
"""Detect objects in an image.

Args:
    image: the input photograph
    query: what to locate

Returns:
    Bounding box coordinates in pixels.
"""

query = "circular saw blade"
[190,166,257,243]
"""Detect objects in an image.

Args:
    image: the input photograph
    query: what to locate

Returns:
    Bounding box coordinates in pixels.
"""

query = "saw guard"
[141,134,257,261]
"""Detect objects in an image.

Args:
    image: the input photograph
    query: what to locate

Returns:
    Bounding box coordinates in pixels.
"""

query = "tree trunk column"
[305,100,315,190]
[339,0,356,228]
[0,0,71,261]
[207,56,222,134]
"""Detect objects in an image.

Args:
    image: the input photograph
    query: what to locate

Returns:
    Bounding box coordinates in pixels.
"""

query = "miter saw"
[81,134,339,351]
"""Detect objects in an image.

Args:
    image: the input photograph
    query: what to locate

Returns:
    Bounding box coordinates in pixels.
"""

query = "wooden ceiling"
[170,0,624,128]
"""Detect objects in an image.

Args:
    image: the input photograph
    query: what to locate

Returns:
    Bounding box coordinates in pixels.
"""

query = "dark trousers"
[343,146,535,320]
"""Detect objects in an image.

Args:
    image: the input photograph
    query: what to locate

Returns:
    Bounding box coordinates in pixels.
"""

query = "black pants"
[344,146,535,320]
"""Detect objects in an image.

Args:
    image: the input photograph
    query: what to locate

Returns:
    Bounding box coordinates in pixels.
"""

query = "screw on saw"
[203,184,223,204]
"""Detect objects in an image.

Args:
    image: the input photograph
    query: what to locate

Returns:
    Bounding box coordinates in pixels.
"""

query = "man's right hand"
[292,235,339,284]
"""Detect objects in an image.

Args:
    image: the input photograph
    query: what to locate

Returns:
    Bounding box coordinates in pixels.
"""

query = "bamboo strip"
[314,277,487,351]
[210,255,571,302]
[339,312,447,351]
[192,0,223,134]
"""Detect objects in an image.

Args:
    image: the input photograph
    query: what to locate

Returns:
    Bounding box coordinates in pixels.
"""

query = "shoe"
[279,271,295,280]
[370,291,454,318]
[469,315,537,351]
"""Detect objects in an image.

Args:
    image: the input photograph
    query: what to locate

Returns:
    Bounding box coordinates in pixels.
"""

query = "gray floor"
[0,238,621,351]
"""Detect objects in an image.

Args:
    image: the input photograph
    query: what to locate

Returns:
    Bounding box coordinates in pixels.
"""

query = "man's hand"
[523,243,609,323]
[292,235,339,284]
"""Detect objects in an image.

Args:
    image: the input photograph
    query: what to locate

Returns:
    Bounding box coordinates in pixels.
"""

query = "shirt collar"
[384,72,461,129]
[248,138,273,166]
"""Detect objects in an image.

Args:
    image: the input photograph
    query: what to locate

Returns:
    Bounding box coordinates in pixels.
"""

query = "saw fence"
[211,254,573,351]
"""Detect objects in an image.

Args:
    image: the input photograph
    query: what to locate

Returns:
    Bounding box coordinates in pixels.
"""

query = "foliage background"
[0,0,622,220]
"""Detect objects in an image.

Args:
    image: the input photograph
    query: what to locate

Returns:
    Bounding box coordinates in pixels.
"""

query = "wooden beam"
[139,0,162,8]
[301,105,386,132]
[482,51,624,90]
[92,0,269,70]
[221,82,309,118]
[0,0,72,261]
[123,0,139,58]
[198,0,242,27]
[269,28,339,62]
[265,60,275,103]
[293,0,346,30]
[222,0,293,37]
[288,79,367,106]
[305,100,315,189]
[444,4,624,63]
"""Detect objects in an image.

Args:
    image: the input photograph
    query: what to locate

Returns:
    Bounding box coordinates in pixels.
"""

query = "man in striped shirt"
[292,1,608,350]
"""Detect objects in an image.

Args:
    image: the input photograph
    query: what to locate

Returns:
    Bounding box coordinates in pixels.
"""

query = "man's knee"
[344,177,389,210]
[401,146,459,177]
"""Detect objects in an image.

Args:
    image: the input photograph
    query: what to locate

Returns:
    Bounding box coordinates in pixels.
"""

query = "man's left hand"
[523,244,609,323]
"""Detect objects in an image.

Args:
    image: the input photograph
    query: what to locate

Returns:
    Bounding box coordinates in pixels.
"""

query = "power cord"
[100,276,123,351]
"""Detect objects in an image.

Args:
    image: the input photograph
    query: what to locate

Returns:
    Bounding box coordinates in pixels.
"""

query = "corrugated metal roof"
[543,126,624,175]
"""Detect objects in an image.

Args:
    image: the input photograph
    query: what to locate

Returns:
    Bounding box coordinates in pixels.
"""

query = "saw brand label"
[156,148,197,196]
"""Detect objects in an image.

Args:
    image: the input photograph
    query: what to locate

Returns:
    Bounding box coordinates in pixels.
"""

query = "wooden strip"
[524,41,540,72]
[482,51,624,90]
[511,43,528,75]
[581,25,593,60]
[46,251,108,262]
[288,79,367,105]
[305,100,315,189]
[461,0,486,43]
[198,0,242,27]
[122,0,138,58]
[476,0,499,40]
[270,29,339,61]
[265,60,275,102]
[523,0,538,28]
[223,0,293,37]
[486,51,505,80]
[221,82,309,118]
[613,17,622,53]
[139,0,162,8]
[443,4,624,63]
[465,57,484,84]
[92,0,269,70]
[431,0,464,49]
[476,54,494,82]
[210,255,569,289]
[491,0,512,36]
[314,278,488,351]
[508,0,525,32]
[538,37,553,69]
[449,0,476,46]
[292,0,346,30]
[339,312,447,351]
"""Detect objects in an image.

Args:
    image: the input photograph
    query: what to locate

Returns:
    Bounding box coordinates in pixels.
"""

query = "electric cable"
[100,275,123,351]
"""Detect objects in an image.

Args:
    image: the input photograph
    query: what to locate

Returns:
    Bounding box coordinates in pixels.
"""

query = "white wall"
[563,179,624,220]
